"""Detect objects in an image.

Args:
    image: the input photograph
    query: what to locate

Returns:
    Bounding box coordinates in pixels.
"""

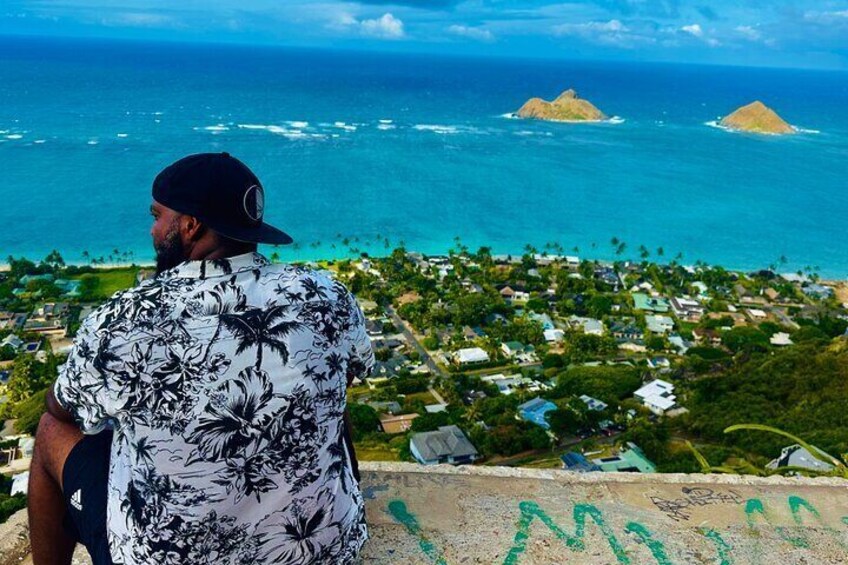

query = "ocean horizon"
[1,36,847,276]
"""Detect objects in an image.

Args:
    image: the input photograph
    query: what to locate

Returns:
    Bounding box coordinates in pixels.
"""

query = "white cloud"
[552,19,652,48]
[99,12,182,29]
[735,25,760,41]
[681,23,703,37]
[332,12,405,39]
[803,9,848,23]
[360,13,404,39]
[447,24,494,42]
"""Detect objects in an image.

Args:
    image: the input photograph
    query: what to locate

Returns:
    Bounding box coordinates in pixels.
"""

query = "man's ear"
[182,215,206,242]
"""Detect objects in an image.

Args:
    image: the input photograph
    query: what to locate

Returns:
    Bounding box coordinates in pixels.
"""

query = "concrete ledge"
[359,462,848,564]
[5,464,848,564]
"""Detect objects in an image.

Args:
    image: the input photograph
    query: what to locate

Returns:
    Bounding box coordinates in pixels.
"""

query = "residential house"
[567,316,605,336]
[1,334,24,351]
[501,341,525,358]
[365,319,384,336]
[579,395,608,412]
[560,452,602,472]
[592,442,656,473]
[482,374,548,395]
[645,315,674,335]
[463,390,488,405]
[633,379,677,415]
[517,397,557,429]
[647,357,671,369]
[528,312,555,331]
[53,279,81,297]
[766,444,835,474]
[501,341,536,363]
[544,329,565,343]
[692,328,722,346]
[594,267,620,289]
[367,401,403,414]
[669,296,704,321]
[610,320,644,341]
[746,308,768,321]
[455,347,489,366]
[380,413,419,434]
[632,293,670,313]
[770,332,794,346]
[410,425,479,466]
[802,284,834,300]
[667,334,691,354]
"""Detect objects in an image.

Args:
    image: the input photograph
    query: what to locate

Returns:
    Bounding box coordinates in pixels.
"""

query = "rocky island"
[719,100,796,135]
[515,89,607,122]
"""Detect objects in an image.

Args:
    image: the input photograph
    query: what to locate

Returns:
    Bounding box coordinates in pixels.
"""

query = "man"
[28,153,374,564]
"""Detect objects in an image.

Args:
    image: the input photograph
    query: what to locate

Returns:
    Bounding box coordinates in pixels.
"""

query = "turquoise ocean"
[1,36,847,275]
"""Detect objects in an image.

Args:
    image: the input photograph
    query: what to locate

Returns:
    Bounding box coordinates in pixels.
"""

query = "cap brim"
[210,222,293,245]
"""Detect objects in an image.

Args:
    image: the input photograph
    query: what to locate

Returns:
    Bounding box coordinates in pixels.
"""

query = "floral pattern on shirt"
[54,252,374,564]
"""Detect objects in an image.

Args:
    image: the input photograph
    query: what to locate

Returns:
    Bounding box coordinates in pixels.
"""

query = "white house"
[567,316,605,336]
[544,329,565,343]
[482,373,548,395]
[770,332,794,346]
[633,379,677,415]
[747,308,768,320]
[455,347,489,365]
[645,315,674,335]
[670,296,704,321]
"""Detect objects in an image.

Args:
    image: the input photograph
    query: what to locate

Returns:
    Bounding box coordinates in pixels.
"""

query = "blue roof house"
[561,452,602,472]
[517,397,557,429]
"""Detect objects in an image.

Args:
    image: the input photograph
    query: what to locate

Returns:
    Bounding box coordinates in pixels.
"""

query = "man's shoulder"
[262,263,352,303]
[80,276,169,332]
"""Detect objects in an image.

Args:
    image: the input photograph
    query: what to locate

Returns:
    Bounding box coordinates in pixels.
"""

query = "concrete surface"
[4,462,848,564]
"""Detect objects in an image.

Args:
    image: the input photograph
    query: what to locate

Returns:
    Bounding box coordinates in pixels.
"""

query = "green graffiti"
[842,517,848,527]
[502,500,630,565]
[745,497,807,548]
[788,496,821,525]
[387,499,448,565]
[701,528,733,565]
[625,522,672,565]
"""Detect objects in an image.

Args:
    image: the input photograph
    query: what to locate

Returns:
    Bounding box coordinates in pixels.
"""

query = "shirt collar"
[160,252,271,280]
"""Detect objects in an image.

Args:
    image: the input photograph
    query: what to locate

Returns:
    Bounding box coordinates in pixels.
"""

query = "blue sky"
[2,1,848,69]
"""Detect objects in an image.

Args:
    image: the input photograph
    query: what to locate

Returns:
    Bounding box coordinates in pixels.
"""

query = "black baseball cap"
[152,152,293,245]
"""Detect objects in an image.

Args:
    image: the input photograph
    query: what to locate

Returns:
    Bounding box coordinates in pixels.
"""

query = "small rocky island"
[719,101,795,134]
[515,89,607,122]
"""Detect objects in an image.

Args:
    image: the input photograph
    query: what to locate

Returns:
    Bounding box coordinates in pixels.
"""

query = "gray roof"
[767,444,835,473]
[410,425,478,461]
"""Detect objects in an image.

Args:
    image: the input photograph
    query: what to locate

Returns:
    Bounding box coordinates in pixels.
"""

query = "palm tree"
[301,278,328,301]
[220,306,303,370]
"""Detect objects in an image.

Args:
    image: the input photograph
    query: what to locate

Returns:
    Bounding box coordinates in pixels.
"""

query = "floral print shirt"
[54,252,374,564]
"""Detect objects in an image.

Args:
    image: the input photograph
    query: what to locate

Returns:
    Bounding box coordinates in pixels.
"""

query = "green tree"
[347,404,381,441]
[7,355,50,404]
[13,386,49,435]
[722,326,770,354]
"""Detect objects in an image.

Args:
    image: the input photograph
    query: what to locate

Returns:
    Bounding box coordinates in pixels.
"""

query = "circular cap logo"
[244,184,264,222]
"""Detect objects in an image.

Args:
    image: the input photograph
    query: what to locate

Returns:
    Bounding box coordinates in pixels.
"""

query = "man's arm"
[45,386,76,425]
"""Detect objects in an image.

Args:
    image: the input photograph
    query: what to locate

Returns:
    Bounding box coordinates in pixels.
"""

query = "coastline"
[2,251,846,285]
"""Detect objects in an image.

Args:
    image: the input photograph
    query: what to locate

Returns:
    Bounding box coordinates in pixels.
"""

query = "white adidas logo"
[70,489,83,511]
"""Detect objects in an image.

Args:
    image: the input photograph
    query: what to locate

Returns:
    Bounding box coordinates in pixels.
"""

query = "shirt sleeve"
[53,307,124,434]
[345,294,374,386]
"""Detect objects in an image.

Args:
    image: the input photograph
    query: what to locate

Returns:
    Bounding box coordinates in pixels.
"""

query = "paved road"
[384,304,446,378]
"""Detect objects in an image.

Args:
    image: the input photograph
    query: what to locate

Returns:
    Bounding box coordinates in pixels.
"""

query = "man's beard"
[154,223,187,275]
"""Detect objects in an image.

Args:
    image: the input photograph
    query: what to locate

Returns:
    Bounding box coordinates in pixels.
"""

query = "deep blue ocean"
[1,36,847,275]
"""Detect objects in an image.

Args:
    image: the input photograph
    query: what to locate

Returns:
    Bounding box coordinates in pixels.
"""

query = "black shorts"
[62,431,115,565]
